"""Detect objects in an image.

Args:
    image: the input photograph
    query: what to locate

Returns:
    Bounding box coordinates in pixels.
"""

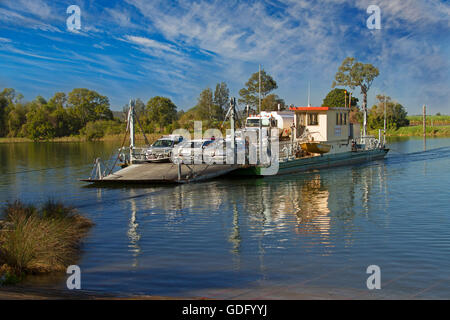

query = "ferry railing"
[89,158,107,180]
[359,135,383,150]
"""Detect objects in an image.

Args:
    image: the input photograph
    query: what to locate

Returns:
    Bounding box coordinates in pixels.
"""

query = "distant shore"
[0,134,162,144]
[369,125,450,137]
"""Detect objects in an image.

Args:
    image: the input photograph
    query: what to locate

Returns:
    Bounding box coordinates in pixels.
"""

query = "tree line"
[0,57,412,141]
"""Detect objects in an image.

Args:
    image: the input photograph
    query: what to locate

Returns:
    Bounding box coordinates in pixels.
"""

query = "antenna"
[307,81,311,107]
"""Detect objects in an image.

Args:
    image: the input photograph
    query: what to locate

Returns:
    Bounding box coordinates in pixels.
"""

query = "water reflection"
[127,194,141,268]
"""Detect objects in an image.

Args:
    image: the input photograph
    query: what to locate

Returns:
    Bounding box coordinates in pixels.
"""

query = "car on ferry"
[203,138,246,164]
[172,139,215,164]
[145,135,184,162]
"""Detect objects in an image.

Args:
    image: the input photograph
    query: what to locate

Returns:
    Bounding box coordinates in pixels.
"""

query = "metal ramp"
[81,162,242,185]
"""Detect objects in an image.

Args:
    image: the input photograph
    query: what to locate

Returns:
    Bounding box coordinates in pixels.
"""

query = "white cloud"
[2,0,53,19]
[122,35,180,55]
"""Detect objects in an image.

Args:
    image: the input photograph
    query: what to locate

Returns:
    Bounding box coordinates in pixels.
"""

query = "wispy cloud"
[122,35,180,55]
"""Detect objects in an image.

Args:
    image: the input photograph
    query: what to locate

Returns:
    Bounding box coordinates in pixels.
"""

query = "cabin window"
[344,113,347,125]
[298,113,307,126]
[308,113,318,126]
[340,113,343,125]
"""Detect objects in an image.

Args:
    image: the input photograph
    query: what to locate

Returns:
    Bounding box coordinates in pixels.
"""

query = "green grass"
[0,133,162,144]
[407,115,450,126]
[0,200,93,284]
[370,125,450,137]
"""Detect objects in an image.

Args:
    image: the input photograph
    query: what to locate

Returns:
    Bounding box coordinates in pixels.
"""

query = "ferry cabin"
[289,106,360,154]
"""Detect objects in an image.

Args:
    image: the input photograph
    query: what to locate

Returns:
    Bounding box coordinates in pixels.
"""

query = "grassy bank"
[407,115,450,126]
[0,200,93,285]
[0,133,162,144]
[369,125,450,137]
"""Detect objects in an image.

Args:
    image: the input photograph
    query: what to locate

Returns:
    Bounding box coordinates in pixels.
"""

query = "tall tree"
[67,88,112,130]
[146,96,178,132]
[195,88,222,121]
[332,57,379,134]
[239,69,278,110]
[214,82,229,119]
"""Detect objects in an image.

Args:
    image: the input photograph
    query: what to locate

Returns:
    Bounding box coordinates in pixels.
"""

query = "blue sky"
[0,0,448,114]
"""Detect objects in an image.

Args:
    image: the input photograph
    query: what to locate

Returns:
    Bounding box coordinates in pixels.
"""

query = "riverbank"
[369,125,450,137]
[0,134,161,144]
[0,286,194,300]
[407,115,450,126]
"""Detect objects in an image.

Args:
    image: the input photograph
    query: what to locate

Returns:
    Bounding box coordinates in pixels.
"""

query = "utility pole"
[384,95,387,131]
[423,105,426,138]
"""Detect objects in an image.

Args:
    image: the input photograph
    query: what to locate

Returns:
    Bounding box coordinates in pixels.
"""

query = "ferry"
[233,105,389,176]
[82,100,388,184]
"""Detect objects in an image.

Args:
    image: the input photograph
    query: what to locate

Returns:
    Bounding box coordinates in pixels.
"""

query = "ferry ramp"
[81,162,242,185]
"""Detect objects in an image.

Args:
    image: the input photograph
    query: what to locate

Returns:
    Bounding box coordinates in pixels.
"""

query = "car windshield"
[152,140,173,148]
[246,118,270,127]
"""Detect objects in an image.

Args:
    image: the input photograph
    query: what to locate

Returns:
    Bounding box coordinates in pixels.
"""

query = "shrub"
[0,200,93,278]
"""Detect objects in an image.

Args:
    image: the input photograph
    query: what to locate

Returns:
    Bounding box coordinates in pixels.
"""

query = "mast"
[258,65,262,164]
[129,99,135,164]
[230,98,236,164]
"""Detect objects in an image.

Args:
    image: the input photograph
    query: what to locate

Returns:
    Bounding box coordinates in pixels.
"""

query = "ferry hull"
[234,148,389,176]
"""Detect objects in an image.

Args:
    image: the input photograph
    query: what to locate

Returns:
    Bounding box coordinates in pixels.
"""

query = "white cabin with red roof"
[289,106,360,143]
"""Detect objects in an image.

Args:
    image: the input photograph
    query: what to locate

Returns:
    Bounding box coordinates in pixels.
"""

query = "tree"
[24,104,56,141]
[146,96,178,132]
[332,57,379,134]
[134,98,146,118]
[0,88,17,104]
[322,88,359,108]
[368,95,409,129]
[214,82,229,120]
[261,94,285,111]
[47,92,67,111]
[1,88,19,136]
[6,103,28,137]
[194,88,223,121]
[239,69,278,110]
[0,96,7,137]
[322,88,361,123]
[67,88,112,131]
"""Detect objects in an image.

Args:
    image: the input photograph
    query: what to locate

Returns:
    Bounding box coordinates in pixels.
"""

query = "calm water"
[1,137,449,299]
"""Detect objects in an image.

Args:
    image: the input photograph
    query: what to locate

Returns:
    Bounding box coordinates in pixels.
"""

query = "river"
[0,137,449,299]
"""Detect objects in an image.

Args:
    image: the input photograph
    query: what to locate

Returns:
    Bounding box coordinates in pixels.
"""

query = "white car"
[172,139,215,164]
[203,139,245,164]
[145,135,184,162]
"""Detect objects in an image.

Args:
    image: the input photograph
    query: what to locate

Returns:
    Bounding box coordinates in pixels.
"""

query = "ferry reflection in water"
[115,162,385,267]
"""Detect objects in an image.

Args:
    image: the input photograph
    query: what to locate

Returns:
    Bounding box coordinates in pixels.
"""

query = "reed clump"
[0,200,93,283]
